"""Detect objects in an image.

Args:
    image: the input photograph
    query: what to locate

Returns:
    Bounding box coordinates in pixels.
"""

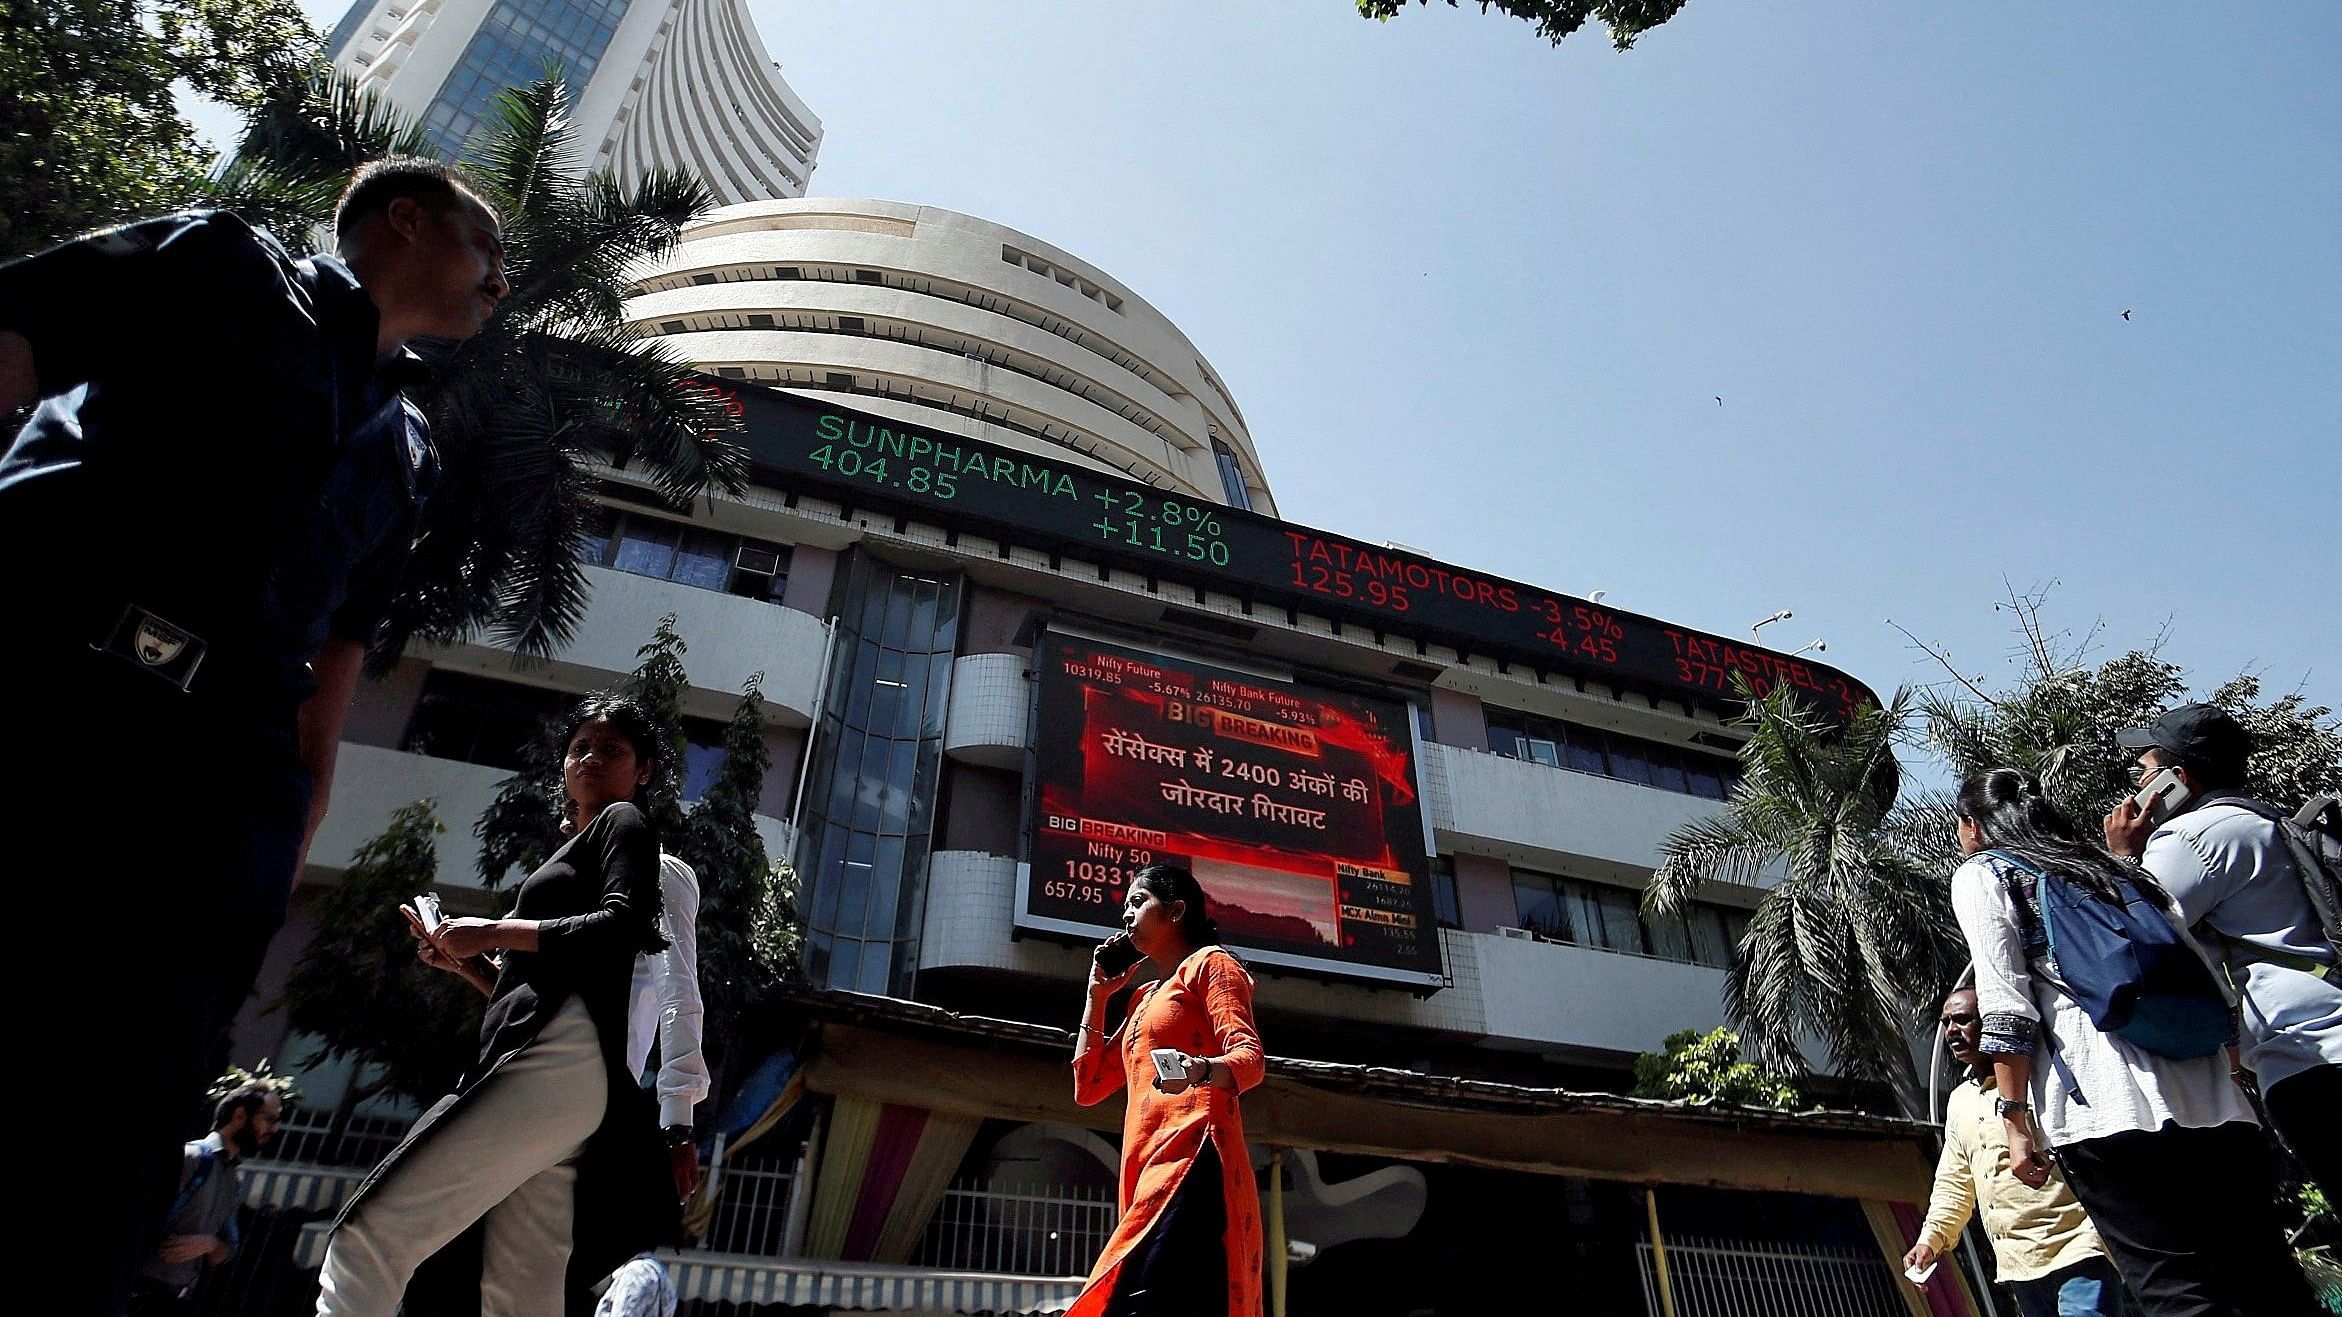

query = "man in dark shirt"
[130,1083,285,1313]
[0,158,505,1314]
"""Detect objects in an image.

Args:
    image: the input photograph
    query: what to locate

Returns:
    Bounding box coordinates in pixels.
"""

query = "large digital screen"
[1018,634,1442,987]
[700,376,1880,721]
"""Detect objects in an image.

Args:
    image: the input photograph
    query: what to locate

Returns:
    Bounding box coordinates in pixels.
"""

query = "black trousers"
[1106,1137,1229,1317]
[2263,1064,2340,1203]
[19,647,307,1317]
[2057,1121,2321,1317]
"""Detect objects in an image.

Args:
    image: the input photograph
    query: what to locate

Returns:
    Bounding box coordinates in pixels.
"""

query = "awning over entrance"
[791,989,1939,1204]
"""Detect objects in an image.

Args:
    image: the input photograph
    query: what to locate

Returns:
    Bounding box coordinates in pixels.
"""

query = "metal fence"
[258,1107,411,1169]
[911,1180,1115,1278]
[701,1159,797,1256]
[1636,1235,1906,1317]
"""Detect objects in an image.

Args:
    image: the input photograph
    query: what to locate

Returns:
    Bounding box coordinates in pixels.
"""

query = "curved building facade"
[625,199,1276,510]
[325,0,822,203]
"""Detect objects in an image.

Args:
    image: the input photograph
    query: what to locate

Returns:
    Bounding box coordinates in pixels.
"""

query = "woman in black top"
[317,692,676,1317]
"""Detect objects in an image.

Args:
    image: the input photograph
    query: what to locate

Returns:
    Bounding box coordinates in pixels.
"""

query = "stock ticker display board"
[706,376,1882,721]
[1023,634,1441,986]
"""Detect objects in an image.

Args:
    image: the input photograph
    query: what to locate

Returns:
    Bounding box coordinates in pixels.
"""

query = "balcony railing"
[912,1181,1115,1278]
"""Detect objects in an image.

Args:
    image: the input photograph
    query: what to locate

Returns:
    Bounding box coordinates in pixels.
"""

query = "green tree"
[232,72,748,663]
[1644,683,1964,1115]
[280,800,482,1118]
[1631,1027,1801,1108]
[676,674,805,1100]
[0,0,320,258]
[1356,0,1688,50]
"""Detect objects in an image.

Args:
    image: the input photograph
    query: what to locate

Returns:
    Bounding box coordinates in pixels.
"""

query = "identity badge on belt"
[92,604,209,691]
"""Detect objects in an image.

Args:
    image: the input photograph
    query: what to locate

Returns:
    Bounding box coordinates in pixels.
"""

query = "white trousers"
[318,996,609,1317]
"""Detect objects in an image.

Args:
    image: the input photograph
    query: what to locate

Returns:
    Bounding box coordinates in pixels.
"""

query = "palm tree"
[223,70,747,661]
[1642,681,1964,1115]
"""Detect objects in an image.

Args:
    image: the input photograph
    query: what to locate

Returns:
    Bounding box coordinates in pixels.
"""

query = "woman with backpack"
[1951,768,2318,1317]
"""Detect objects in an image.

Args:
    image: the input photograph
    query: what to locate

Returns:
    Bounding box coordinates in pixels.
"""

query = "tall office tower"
[322,0,822,203]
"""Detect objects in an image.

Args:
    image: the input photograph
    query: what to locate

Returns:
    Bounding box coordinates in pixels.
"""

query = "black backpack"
[2211,794,2342,962]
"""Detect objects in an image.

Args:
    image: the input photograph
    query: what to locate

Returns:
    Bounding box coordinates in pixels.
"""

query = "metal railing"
[254,1107,411,1169]
[1636,1235,1906,1317]
[911,1181,1115,1278]
[701,1161,798,1256]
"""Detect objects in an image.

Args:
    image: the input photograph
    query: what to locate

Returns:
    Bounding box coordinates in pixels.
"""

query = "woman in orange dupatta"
[1070,864,1267,1317]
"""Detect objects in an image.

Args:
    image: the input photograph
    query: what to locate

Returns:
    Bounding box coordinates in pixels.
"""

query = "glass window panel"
[611,516,678,579]
[857,945,892,995]
[1429,857,1461,930]
[1646,904,1694,962]
[1513,871,1567,939]
[867,650,906,739]
[867,835,906,932]
[1607,740,1654,786]
[1596,885,1645,953]
[858,564,892,635]
[907,576,940,644]
[810,825,848,929]
[826,937,861,991]
[907,738,942,835]
[1487,727,1522,758]
[1652,752,1689,795]
[843,641,880,730]
[852,748,889,833]
[1524,738,1561,768]
[1690,907,1735,969]
[1686,760,1726,800]
[931,576,961,634]
[680,738,726,804]
[921,651,955,739]
[804,929,833,984]
[672,528,731,589]
[882,576,918,643]
[836,835,876,935]
[1565,733,1608,776]
[576,506,617,565]
[826,731,864,820]
[882,738,918,833]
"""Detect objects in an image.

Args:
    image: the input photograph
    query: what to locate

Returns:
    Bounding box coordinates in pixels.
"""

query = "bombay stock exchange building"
[323,0,822,203]
[215,179,1952,1310]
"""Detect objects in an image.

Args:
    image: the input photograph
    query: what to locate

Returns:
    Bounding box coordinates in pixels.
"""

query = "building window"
[1508,867,1751,970]
[1428,856,1461,930]
[401,670,732,802]
[419,0,629,156]
[1485,710,1739,801]
[1210,440,1252,511]
[580,506,791,604]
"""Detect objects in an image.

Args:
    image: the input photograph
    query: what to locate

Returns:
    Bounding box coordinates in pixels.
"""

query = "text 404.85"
[806,444,959,499]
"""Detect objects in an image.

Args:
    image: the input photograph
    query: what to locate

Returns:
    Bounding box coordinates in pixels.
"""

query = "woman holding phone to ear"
[1070,863,1266,1317]
[1948,768,2315,1317]
[316,691,676,1317]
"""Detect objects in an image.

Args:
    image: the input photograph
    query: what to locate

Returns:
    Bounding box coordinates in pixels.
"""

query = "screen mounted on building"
[1020,634,1442,987]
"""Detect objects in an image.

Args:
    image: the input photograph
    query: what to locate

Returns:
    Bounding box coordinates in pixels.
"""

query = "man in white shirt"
[2105,703,2341,1199]
[629,852,712,1203]
[1906,988,2122,1317]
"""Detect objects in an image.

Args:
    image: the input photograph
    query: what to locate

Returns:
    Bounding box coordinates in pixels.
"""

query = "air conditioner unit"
[1496,926,1538,941]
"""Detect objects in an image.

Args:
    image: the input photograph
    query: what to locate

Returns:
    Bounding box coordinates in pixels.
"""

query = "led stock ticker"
[707,376,1878,719]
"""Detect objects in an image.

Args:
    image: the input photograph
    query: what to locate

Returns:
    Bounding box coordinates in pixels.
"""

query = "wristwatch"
[1994,1097,2032,1119]
[1195,1057,1214,1085]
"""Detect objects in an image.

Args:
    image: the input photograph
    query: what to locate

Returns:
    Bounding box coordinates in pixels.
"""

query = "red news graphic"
[1025,635,1440,981]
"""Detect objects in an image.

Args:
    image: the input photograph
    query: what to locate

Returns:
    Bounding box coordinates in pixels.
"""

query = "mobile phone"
[1093,934,1141,977]
[1150,1048,1190,1084]
[413,892,444,935]
[2132,768,2193,825]
[1904,1261,1938,1286]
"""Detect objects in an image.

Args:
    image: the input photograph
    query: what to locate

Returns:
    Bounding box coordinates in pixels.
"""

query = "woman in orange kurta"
[1070,864,1267,1317]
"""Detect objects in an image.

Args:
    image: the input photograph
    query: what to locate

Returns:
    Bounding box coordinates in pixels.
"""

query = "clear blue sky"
[222,1,2342,721]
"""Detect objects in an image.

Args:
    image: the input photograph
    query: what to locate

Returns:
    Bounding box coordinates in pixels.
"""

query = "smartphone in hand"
[413,892,444,935]
[2132,768,2193,826]
[1149,1048,1190,1084]
[1094,934,1141,977]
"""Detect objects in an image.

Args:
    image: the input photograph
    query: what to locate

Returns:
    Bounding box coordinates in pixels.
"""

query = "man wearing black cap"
[2106,703,2341,1198]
